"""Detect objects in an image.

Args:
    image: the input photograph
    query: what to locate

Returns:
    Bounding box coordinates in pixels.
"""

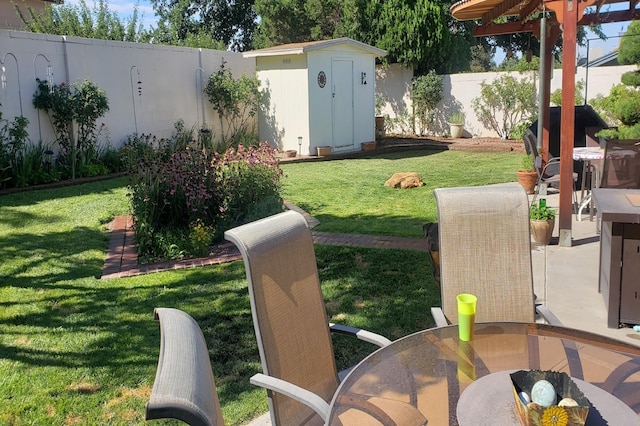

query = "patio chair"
[430,184,561,327]
[600,139,640,189]
[524,129,578,208]
[225,211,426,426]
[146,307,224,426]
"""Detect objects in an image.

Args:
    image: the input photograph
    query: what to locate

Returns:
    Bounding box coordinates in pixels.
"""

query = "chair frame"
[146,307,225,426]
[225,211,391,424]
[429,184,561,327]
[523,130,578,209]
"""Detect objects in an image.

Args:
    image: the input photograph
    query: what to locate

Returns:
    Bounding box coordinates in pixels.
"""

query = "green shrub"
[119,133,158,172]
[621,70,640,87]
[550,80,585,106]
[13,142,60,187]
[128,141,283,261]
[530,204,556,220]
[205,60,263,145]
[412,71,443,135]
[472,74,536,139]
[511,121,532,140]
[614,93,640,125]
[33,79,109,179]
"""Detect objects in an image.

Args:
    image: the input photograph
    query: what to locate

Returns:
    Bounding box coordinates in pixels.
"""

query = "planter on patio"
[361,141,377,152]
[530,201,555,245]
[530,218,554,245]
[317,146,332,156]
[517,170,538,194]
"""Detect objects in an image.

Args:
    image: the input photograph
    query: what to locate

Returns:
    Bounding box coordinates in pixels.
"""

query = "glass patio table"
[327,322,640,425]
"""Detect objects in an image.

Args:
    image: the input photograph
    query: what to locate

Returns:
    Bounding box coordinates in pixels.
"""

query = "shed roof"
[243,38,387,58]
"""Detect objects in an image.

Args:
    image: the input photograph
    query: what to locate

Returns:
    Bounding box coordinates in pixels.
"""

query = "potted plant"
[449,112,465,138]
[530,201,556,245]
[517,153,538,194]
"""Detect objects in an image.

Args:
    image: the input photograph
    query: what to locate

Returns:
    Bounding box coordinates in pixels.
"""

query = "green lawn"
[0,149,520,425]
[280,150,521,236]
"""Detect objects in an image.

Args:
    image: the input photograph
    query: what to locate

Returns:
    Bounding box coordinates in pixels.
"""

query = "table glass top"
[328,322,640,425]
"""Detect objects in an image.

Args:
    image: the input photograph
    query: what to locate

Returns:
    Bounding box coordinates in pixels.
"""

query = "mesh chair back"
[434,184,536,323]
[225,211,339,426]
[146,308,225,426]
[600,140,640,189]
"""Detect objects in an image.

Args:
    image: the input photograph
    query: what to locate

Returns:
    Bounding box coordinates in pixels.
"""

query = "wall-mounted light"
[361,72,367,85]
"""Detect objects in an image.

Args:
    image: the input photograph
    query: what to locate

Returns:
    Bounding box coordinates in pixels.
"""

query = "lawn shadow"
[0,176,128,208]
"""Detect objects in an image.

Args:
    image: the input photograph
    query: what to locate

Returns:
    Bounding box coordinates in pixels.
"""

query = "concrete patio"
[531,191,640,347]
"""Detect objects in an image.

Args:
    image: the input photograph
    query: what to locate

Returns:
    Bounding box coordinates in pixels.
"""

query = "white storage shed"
[243,38,386,156]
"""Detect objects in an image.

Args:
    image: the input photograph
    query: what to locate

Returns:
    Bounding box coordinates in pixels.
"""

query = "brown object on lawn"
[384,172,424,189]
[225,211,428,425]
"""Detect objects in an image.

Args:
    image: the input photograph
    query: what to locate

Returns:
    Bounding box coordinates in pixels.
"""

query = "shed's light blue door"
[331,59,354,150]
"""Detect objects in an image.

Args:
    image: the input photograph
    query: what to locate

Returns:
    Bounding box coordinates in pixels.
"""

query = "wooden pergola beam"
[472,7,640,36]
[519,0,543,20]
[482,0,526,24]
[473,20,540,36]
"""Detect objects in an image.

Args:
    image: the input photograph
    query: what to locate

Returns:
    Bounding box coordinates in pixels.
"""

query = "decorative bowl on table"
[510,370,590,425]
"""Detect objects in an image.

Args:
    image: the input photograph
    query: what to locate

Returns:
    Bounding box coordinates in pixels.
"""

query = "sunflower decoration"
[541,406,569,426]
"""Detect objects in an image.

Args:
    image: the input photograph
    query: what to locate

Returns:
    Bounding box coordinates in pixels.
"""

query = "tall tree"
[17,0,147,42]
[618,20,640,66]
[254,0,475,74]
[149,0,257,50]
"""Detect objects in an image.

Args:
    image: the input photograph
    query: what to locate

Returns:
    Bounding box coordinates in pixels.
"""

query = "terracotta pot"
[361,141,377,152]
[316,146,332,156]
[285,150,297,158]
[517,170,538,194]
[530,218,555,245]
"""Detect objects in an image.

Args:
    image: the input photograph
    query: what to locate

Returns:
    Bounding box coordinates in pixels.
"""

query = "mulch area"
[378,136,525,153]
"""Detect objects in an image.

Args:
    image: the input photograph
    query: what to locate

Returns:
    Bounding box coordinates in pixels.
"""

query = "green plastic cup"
[457,293,477,342]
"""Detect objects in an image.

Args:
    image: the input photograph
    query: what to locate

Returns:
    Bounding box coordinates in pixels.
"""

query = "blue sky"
[68,0,627,62]
[64,0,159,29]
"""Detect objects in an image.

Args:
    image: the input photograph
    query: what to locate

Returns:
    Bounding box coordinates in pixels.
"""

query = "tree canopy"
[254,0,475,74]
[17,0,146,42]
[149,0,257,50]
[618,20,640,66]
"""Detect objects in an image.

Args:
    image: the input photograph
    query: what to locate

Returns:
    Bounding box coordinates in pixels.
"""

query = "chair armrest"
[250,373,330,422]
[430,307,449,327]
[535,304,563,326]
[329,323,392,347]
[542,157,561,177]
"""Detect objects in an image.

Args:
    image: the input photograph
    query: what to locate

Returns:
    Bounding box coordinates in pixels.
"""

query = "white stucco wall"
[376,63,638,138]
[0,29,255,149]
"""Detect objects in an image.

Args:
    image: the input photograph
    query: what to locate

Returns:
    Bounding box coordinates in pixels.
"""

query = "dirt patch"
[379,136,525,154]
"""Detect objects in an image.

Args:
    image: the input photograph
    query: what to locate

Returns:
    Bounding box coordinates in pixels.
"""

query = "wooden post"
[559,0,578,246]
